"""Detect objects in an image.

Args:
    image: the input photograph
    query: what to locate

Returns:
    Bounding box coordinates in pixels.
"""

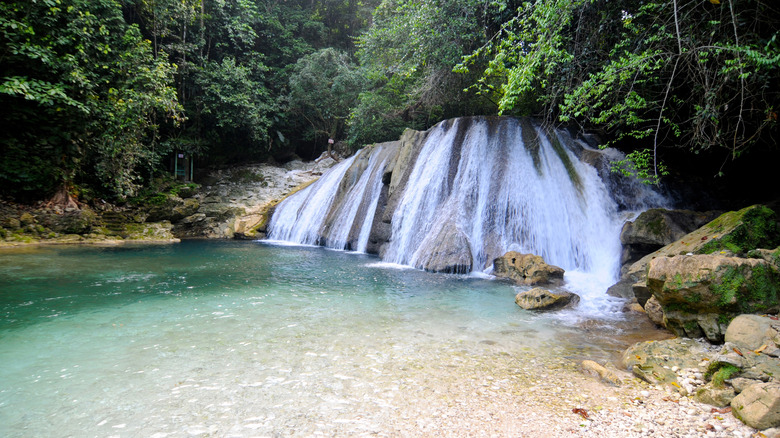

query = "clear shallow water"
[0,241,660,437]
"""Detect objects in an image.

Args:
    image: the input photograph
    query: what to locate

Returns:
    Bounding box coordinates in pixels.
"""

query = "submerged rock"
[623,338,711,389]
[515,287,579,311]
[493,252,565,286]
[581,359,622,386]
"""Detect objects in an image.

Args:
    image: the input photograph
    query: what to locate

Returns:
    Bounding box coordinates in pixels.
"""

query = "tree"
[287,48,367,156]
[348,0,507,147]
[460,0,780,182]
[0,0,181,200]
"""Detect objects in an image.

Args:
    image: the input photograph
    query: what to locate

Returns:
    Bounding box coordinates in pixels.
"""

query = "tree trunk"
[47,184,80,210]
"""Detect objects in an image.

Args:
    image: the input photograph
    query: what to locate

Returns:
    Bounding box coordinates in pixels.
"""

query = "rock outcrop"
[493,252,565,286]
[515,287,579,310]
[0,201,178,246]
[608,205,780,306]
[646,254,780,341]
[619,208,721,267]
[175,154,338,239]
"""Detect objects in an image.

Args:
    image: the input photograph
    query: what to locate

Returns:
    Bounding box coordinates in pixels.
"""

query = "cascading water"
[266,154,357,246]
[267,116,666,312]
[268,142,396,252]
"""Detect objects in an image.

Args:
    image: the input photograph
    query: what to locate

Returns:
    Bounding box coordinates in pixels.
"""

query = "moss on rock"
[710,263,780,314]
[699,205,780,255]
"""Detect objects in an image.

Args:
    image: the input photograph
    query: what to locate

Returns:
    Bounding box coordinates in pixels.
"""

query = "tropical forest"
[1,1,780,437]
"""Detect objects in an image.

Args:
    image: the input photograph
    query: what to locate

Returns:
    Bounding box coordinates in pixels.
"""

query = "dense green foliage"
[1,0,777,200]
[460,0,779,182]
[348,0,517,147]
[1,0,181,199]
[288,48,366,153]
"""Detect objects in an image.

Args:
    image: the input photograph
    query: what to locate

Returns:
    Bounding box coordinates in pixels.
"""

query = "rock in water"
[515,288,579,311]
[581,360,622,386]
[416,222,473,273]
[493,252,565,286]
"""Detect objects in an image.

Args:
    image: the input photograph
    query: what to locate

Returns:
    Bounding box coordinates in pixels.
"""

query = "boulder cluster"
[491,250,578,310]
[614,204,780,431]
[496,204,780,431]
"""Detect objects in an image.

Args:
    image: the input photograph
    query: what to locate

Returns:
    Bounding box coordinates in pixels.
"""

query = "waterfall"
[267,117,665,303]
[266,154,357,246]
[268,143,395,251]
[383,118,624,279]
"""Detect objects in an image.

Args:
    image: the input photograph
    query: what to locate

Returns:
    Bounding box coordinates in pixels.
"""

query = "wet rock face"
[493,251,565,286]
[515,287,579,311]
[415,222,473,274]
[619,208,722,267]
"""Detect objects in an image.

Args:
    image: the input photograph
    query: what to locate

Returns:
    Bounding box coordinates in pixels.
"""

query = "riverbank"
[0,154,338,248]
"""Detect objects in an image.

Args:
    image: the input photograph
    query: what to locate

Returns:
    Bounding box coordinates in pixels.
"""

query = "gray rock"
[515,288,579,311]
[731,377,765,394]
[416,222,473,273]
[726,314,779,351]
[644,296,665,327]
[494,252,565,286]
[695,383,736,407]
[732,382,780,429]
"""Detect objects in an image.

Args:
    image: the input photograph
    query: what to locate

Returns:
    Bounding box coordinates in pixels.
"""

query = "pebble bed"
[358,349,762,438]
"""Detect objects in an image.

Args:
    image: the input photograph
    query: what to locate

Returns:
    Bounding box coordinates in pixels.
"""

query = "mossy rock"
[123,222,176,241]
[698,205,780,255]
[648,254,780,341]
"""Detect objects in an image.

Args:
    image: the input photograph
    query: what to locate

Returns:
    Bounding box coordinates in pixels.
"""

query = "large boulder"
[416,222,473,273]
[608,205,780,305]
[619,208,721,266]
[515,287,579,311]
[726,314,780,355]
[646,254,780,341]
[493,251,565,286]
[732,382,780,430]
